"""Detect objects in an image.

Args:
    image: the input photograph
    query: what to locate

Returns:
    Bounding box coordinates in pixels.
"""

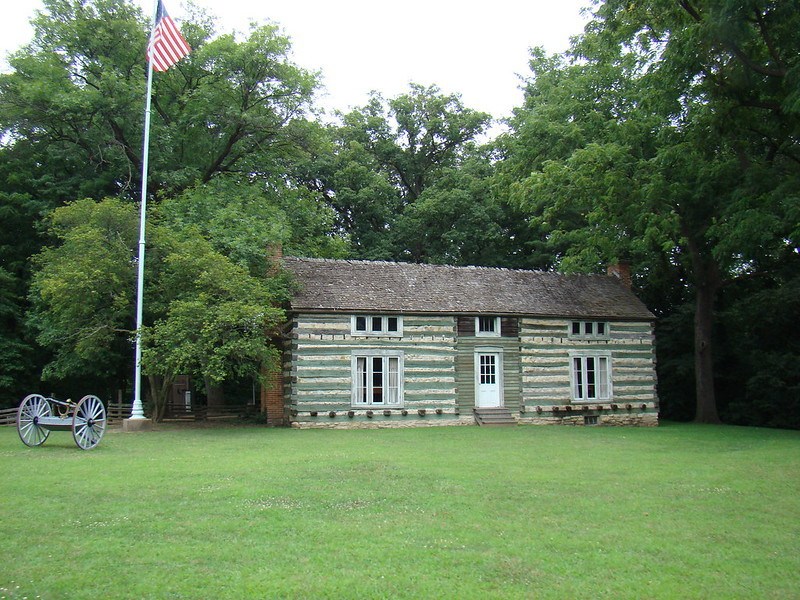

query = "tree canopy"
[497,0,800,424]
[0,0,797,427]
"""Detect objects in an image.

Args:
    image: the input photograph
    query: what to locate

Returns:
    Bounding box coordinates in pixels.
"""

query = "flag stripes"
[147,0,191,72]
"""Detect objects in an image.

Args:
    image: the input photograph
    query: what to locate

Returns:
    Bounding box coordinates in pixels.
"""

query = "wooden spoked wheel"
[72,395,107,450]
[17,394,52,447]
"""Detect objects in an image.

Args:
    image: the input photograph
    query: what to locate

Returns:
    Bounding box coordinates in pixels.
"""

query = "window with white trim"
[352,351,403,407]
[476,316,501,337]
[570,321,609,339]
[570,352,612,401]
[352,315,402,337]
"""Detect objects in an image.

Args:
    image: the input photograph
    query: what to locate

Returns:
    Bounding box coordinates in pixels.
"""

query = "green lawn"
[1,422,799,599]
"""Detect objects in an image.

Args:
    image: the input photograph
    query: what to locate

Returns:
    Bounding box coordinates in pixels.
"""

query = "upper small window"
[352,315,403,337]
[476,316,501,337]
[570,321,610,339]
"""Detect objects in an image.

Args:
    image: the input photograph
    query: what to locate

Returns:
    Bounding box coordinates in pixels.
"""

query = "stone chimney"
[607,262,632,289]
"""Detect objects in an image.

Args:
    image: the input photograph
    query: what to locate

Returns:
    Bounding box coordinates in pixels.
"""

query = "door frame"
[474,346,504,408]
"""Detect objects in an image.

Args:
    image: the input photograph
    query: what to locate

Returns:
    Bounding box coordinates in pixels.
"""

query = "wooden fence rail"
[163,402,257,422]
[0,407,17,426]
[107,403,132,423]
[1,402,257,426]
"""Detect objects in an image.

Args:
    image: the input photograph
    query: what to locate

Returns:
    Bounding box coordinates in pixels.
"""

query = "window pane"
[372,357,383,403]
[355,357,367,404]
[371,317,383,333]
[573,357,583,399]
[597,322,606,336]
[387,317,398,332]
[585,322,594,335]
[597,357,609,398]
[480,355,496,384]
[479,317,495,333]
[572,322,581,335]
[386,357,399,404]
[355,316,367,332]
[586,356,596,398]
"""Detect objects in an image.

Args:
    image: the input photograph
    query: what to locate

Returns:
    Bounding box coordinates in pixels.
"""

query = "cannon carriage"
[17,394,107,450]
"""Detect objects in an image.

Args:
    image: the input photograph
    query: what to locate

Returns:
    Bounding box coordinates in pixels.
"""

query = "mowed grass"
[1,422,799,599]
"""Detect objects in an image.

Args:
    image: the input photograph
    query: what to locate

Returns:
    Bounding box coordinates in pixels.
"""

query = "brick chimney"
[267,243,283,275]
[261,361,286,426]
[261,242,286,425]
[607,262,632,289]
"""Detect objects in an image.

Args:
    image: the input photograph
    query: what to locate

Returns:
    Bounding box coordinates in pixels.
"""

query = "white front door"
[476,352,502,407]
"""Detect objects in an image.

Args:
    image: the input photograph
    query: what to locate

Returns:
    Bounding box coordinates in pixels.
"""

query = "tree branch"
[754,7,785,70]
[107,118,141,172]
[202,124,245,183]
[678,0,787,79]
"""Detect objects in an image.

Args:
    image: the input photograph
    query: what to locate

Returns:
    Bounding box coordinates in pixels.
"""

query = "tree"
[139,235,284,419]
[25,168,346,415]
[311,84,504,262]
[499,1,800,423]
[1,0,332,406]
[27,190,296,418]
[27,198,139,384]
[0,0,320,202]
[0,191,49,405]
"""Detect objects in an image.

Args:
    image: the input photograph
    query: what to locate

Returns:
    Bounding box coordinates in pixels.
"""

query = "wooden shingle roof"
[283,257,654,321]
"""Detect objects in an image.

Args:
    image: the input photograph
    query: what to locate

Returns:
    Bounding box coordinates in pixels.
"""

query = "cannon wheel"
[17,394,52,447]
[72,395,107,450]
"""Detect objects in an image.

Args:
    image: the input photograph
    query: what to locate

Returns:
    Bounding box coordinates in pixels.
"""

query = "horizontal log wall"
[288,314,459,426]
[287,314,658,428]
[519,318,658,423]
[455,334,521,413]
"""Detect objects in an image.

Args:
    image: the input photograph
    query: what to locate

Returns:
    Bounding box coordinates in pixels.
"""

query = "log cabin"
[265,257,658,428]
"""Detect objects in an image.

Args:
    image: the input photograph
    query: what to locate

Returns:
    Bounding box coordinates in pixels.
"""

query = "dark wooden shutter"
[457,316,475,337]
[501,317,519,338]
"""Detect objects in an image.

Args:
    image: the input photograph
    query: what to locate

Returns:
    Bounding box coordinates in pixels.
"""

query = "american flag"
[147,0,191,72]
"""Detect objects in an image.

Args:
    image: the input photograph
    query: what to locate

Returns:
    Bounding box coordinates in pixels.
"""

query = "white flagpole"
[130,0,159,421]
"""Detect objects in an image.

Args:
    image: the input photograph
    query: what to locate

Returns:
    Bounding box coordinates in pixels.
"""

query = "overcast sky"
[1,0,592,122]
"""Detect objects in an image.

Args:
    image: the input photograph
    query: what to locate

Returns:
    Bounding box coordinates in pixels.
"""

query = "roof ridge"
[283,255,561,276]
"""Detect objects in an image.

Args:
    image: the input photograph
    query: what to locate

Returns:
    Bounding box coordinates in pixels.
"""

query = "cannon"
[17,394,107,450]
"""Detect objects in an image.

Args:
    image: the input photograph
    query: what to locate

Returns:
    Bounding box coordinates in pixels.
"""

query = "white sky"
[0,0,592,122]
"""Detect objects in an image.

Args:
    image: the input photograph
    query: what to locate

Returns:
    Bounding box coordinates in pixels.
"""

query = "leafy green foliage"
[498,0,800,424]
[0,0,320,202]
[26,180,327,413]
[140,236,282,387]
[314,84,534,265]
[1,0,335,405]
[28,198,138,381]
[716,255,800,428]
[0,191,50,404]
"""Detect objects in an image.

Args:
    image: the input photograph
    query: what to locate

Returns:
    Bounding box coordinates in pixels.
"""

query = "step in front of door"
[473,407,517,427]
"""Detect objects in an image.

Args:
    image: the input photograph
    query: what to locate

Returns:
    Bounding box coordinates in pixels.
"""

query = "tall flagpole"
[129,0,159,423]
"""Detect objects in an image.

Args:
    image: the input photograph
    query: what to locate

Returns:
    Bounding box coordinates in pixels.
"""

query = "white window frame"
[351,315,403,337]
[569,350,612,402]
[475,316,501,338]
[351,350,404,407]
[569,320,610,339]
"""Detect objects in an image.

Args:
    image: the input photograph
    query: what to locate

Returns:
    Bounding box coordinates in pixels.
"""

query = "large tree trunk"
[147,374,173,422]
[682,221,723,424]
[693,276,721,423]
[685,233,723,424]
